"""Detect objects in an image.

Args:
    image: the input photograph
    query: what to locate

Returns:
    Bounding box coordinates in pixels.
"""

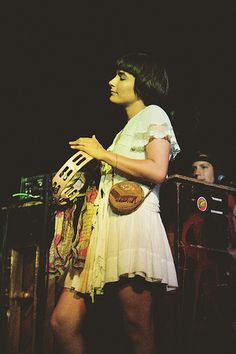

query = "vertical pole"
[0,208,9,354]
[34,174,54,354]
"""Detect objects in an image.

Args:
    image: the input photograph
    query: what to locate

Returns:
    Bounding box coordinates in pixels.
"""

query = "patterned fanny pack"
[109,180,153,215]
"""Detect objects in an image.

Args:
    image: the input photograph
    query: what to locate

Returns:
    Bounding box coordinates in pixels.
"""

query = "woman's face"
[192,160,215,183]
[109,70,139,106]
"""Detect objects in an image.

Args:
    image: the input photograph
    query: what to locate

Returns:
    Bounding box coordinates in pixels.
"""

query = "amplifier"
[13,173,55,202]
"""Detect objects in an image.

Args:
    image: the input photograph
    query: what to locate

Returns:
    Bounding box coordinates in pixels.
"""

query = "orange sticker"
[197,196,207,212]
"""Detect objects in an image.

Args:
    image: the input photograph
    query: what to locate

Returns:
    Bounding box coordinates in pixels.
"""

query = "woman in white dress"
[50,52,180,354]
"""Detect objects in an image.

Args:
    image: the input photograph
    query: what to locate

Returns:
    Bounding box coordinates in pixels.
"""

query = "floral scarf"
[48,184,98,277]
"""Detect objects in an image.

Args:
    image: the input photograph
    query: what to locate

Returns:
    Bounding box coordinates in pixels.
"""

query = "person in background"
[49,52,180,354]
[188,150,236,352]
[191,151,236,259]
[191,151,216,184]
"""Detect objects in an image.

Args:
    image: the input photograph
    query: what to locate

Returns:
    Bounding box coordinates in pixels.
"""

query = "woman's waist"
[99,173,160,205]
[101,173,156,189]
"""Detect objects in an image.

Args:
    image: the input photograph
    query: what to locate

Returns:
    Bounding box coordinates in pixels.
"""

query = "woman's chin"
[109,95,119,104]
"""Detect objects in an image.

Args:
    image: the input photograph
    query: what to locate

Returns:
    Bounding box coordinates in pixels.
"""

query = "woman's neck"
[125,100,146,120]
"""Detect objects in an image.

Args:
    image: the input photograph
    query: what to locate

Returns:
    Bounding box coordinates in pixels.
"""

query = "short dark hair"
[191,150,219,178]
[115,52,169,106]
[191,151,216,166]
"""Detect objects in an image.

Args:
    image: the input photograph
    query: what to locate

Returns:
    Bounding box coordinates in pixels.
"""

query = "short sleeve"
[108,104,180,160]
[147,122,180,160]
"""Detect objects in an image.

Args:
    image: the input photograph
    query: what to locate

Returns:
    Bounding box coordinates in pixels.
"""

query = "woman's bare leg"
[117,282,156,354]
[50,288,88,354]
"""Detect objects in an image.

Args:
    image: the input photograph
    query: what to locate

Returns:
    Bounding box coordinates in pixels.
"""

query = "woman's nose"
[109,76,116,87]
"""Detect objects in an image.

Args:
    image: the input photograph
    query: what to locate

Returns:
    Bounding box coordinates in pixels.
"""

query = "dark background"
[1,2,235,205]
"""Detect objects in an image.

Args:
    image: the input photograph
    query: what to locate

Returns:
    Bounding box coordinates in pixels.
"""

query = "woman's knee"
[50,290,88,336]
[50,309,66,335]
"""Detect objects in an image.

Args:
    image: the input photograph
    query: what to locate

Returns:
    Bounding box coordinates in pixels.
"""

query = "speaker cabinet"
[160,175,236,354]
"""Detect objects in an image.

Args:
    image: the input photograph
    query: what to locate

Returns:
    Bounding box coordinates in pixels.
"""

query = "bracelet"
[115,153,118,169]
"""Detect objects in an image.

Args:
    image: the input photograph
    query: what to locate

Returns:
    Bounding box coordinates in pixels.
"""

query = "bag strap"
[112,168,155,200]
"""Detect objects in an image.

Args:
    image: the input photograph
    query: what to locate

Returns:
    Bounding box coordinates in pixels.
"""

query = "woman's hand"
[69,135,106,161]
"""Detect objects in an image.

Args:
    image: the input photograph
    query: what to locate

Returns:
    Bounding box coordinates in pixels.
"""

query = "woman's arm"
[69,135,170,184]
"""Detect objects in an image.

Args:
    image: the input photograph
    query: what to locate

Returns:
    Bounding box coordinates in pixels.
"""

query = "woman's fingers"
[68,136,105,160]
[69,138,89,148]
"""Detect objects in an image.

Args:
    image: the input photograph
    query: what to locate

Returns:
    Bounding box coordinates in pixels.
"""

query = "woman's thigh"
[114,278,155,325]
[51,288,89,332]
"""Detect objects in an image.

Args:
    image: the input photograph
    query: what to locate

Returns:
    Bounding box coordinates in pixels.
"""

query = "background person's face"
[192,160,215,183]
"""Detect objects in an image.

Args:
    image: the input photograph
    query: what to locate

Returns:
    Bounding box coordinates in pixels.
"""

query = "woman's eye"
[118,71,126,80]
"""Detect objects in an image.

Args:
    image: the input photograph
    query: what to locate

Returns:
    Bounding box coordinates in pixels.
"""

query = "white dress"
[66,105,181,299]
